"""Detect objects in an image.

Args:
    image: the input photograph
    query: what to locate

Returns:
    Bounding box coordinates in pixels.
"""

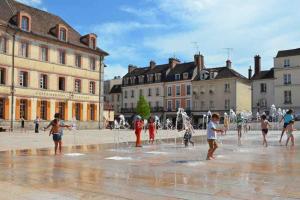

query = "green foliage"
[136,95,151,119]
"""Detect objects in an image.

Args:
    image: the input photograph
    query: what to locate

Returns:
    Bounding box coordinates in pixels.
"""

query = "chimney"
[194,54,204,75]
[128,64,137,73]
[248,66,252,80]
[169,57,180,69]
[150,60,156,69]
[254,55,261,75]
[226,60,232,68]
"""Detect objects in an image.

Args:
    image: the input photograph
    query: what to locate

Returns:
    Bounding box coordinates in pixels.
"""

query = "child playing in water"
[207,114,224,160]
[236,113,243,145]
[286,120,296,147]
[48,118,70,155]
[261,115,270,147]
[148,117,156,144]
[183,126,194,147]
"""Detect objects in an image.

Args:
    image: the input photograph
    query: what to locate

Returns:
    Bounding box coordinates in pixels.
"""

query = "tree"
[136,95,150,119]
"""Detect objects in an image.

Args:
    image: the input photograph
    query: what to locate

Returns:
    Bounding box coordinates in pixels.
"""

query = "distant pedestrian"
[20,116,25,133]
[34,116,40,133]
[236,113,243,145]
[261,115,270,147]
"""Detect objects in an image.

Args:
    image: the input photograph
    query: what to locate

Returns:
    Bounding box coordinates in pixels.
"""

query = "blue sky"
[18,0,300,79]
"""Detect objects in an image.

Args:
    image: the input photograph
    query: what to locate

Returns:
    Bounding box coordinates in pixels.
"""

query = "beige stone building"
[250,55,275,114]
[192,58,251,125]
[0,0,108,129]
[274,48,300,114]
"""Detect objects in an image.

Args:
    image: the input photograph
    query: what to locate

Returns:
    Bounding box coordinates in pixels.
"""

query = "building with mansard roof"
[0,0,108,129]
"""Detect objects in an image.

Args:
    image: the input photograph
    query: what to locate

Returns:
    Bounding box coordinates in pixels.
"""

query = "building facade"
[251,55,275,114]
[109,84,122,116]
[274,48,300,114]
[192,59,252,125]
[0,0,108,129]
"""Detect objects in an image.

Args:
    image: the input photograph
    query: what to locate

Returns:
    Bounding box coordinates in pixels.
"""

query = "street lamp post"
[10,34,16,132]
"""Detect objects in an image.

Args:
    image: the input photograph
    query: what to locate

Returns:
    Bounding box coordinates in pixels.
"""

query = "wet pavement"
[0,131,299,200]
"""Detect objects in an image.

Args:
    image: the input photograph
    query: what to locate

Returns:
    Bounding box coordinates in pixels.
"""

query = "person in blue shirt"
[279,109,294,143]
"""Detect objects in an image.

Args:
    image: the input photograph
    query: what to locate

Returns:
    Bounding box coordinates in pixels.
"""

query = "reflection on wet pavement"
[0,132,299,199]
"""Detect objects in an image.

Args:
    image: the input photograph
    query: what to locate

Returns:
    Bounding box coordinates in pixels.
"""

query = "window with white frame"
[124,103,127,108]
[155,73,161,82]
[148,88,152,96]
[186,85,191,95]
[225,99,230,110]
[148,74,154,83]
[284,90,292,104]
[0,37,7,53]
[260,98,267,107]
[183,73,189,80]
[139,89,143,96]
[40,74,48,89]
[167,100,172,111]
[20,42,29,57]
[89,81,95,94]
[40,100,47,120]
[139,76,144,84]
[209,100,214,109]
[41,46,48,61]
[19,71,28,87]
[175,74,180,80]
[176,85,180,96]
[156,88,160,96]
[58,77,65,91]
[58,50,66,64]
[131,90,134,98]
[90,57,96,70]
[175,100,180,110]
[284,59,290,67]
[260,83,267,93]
[167,86,172,96]
[75,54,81,68]
[186,99,191,110]
[59,28,67,41]
[74,79,81,93]
[224,83,230,92]
[21,16,29,31]
[124,91,128,98]
[283,74,291,85]
[0,68,6,85]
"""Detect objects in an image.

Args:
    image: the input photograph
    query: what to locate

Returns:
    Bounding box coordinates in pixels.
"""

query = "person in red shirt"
[148,117,156,144]
[134,118,144,147]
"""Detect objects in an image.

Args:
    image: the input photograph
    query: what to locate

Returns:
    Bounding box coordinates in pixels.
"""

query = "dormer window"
[175,74,180,80]
[139,76,144,84]
[21,16,29,31]
[18,12,31,32]
[210,72,215,79]
[155,73,161,82]
[183,73,189,80]
[59,28,67,41]
[91,37,96,49]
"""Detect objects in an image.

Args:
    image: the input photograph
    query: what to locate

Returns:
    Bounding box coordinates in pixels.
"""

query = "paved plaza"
[0,130,299,199]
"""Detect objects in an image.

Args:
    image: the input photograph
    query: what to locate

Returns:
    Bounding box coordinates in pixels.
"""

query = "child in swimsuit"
[48,119,70,155]
[286,120,296,147]
[261,115,270,147]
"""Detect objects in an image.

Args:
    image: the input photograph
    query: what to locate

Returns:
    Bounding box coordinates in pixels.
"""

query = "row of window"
[167,99,191,111]
[124,101,162,109]
[19,14,97,50]
[0,68,96,94]
[193,99,231,111]
[124,73,162,85]
[124,88,161,99]
[167,85,191,96]
[0,37,97,70]
[17,99,96,121]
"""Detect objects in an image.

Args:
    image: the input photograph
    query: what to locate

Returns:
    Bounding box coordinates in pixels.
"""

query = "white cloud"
[120,6,157,18]
[104,64,128,80]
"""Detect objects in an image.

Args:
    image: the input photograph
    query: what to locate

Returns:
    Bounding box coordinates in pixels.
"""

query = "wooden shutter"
[64,103,68,121]
[15,99,20,120]
[46,101,51,120]
[94,104,98,121]
[55,102,59,113]
[72,103,75,119]
[36,100,41,118]
[27,99,32,120]
[87,104,90,121]
[79,103,83,121]
[4,98,9,120]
